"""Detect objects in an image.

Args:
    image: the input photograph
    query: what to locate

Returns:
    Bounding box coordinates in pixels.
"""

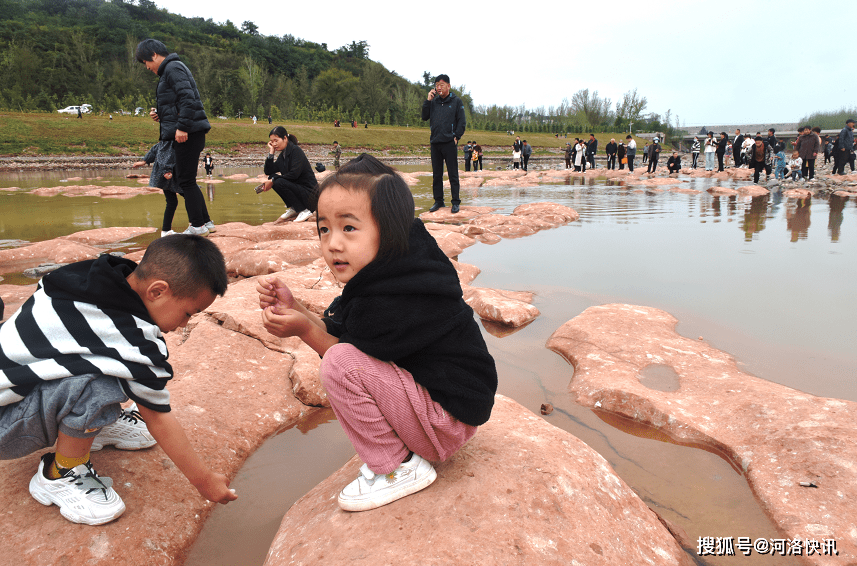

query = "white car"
[58,104,92,114]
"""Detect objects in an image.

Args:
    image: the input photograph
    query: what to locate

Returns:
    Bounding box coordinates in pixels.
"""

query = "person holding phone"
[421,74,466,214]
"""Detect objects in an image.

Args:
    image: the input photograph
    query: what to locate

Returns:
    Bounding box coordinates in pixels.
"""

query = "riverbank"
[0,146,568,171]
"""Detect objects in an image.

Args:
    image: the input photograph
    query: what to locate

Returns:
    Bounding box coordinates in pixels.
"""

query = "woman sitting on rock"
[260,126,317,222]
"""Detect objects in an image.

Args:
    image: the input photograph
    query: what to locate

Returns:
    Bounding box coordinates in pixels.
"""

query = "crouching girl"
[256,154,497,511]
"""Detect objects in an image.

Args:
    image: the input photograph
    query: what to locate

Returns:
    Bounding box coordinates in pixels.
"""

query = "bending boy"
[0,235,237,525]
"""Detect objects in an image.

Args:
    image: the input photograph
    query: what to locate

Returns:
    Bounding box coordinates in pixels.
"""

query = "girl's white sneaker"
[337,454,437,512]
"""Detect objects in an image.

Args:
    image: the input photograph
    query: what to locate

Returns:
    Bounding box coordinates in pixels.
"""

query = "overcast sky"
[155,0,857,127]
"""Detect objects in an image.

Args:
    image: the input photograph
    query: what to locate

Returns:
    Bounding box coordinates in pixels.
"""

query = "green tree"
[312,67,359,110]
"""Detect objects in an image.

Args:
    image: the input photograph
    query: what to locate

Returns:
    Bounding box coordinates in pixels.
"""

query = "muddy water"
[2,166,855,565]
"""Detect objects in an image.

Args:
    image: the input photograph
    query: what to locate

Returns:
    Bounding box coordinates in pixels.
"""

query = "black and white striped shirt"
[0,255,173,411]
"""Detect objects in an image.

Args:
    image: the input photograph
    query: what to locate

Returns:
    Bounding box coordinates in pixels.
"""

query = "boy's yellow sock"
[48,452,90,479]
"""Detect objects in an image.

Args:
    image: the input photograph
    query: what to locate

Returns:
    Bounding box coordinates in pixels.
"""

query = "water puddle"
[638,364,681,392]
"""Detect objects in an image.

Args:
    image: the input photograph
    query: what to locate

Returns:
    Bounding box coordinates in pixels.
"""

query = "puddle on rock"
[638,363,681,392]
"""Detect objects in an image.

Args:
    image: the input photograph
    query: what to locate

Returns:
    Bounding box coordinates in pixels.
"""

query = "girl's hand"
[262,179,273,192]
[267,140,276,154]
[261,306,311,338]
[256,275,294,311]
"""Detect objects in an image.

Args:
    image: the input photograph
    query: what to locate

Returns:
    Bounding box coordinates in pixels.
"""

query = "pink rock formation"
[783,188,813,199]
[462,286,539,327]
[708,186,738,196]
[546,304,857,565]
[209,222,317,243]
[449,259,480,286]
[222,241,322,277]
[425,228,477,258]
[0,240,101,275]
[419,205,496,222]
[30,185,162,199]
[0,283,37,322]
[737,185,769,196]
[512,201,579,224]
[263,395,692,566]
[62,227,157,245]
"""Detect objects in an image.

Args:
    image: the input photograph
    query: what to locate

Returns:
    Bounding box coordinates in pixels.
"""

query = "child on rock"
[256,154,497,512]
[789,152,803,181]
[133,141,184,236]
[0,235,237,525]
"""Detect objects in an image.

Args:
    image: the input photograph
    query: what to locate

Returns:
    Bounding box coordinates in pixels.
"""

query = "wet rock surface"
[546,304,857,565]
[264,394,693,566]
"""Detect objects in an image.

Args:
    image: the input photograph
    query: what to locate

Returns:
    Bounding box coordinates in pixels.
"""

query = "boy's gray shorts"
[0,374,128,460]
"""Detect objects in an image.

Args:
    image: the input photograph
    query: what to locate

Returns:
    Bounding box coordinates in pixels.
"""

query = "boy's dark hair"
[135,235,227,297]
[846,119,855,125]
[769,128,776,134]
[800,125,810,132]
[135,39,169,63]
[626,134,632,139]
[755,135,763,141]
[316,153,414,261]
[812,126,821,133]
[434,74,450,85]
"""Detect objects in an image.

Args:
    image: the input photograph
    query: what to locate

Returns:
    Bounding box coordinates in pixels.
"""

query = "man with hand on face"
[422,74,466,214]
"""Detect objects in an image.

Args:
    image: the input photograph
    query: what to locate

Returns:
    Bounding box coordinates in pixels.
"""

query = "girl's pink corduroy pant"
[320,343,476,475]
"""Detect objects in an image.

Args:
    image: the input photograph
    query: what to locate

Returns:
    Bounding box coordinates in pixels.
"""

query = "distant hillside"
[0,0,441,126]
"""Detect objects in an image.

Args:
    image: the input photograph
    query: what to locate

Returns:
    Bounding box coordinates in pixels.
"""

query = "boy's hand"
[132,161,145,168]
[193,472,238,504]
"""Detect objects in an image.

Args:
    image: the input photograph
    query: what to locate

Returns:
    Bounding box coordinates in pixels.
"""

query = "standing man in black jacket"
[136,39,213,236]
[605,138,617,170]
[833,119,855,175]
[586,134,598,170]
[422,74,466,213]
[732,129,745,168]
[716,132,728,172]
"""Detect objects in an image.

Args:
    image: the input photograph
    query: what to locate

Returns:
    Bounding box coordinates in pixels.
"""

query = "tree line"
[0,0,684,138]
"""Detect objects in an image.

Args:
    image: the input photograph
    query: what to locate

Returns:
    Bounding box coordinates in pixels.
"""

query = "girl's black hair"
[316,153,414,261]
[269,126,298,145]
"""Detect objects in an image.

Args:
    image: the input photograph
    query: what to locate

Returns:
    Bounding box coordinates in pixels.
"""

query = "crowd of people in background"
[685,120,857,184]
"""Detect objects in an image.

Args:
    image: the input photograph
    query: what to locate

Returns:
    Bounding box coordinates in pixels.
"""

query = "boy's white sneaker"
[337,454,437,512]
[294,209,313,222]
[279,207,297,221]
[90,405,156,451]
[161,230,176,237]
[204,220,217,233]
[29,453,126,525]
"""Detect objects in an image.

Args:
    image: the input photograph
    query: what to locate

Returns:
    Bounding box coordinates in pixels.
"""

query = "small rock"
[22,263,67,277]
[540,403,554,415]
